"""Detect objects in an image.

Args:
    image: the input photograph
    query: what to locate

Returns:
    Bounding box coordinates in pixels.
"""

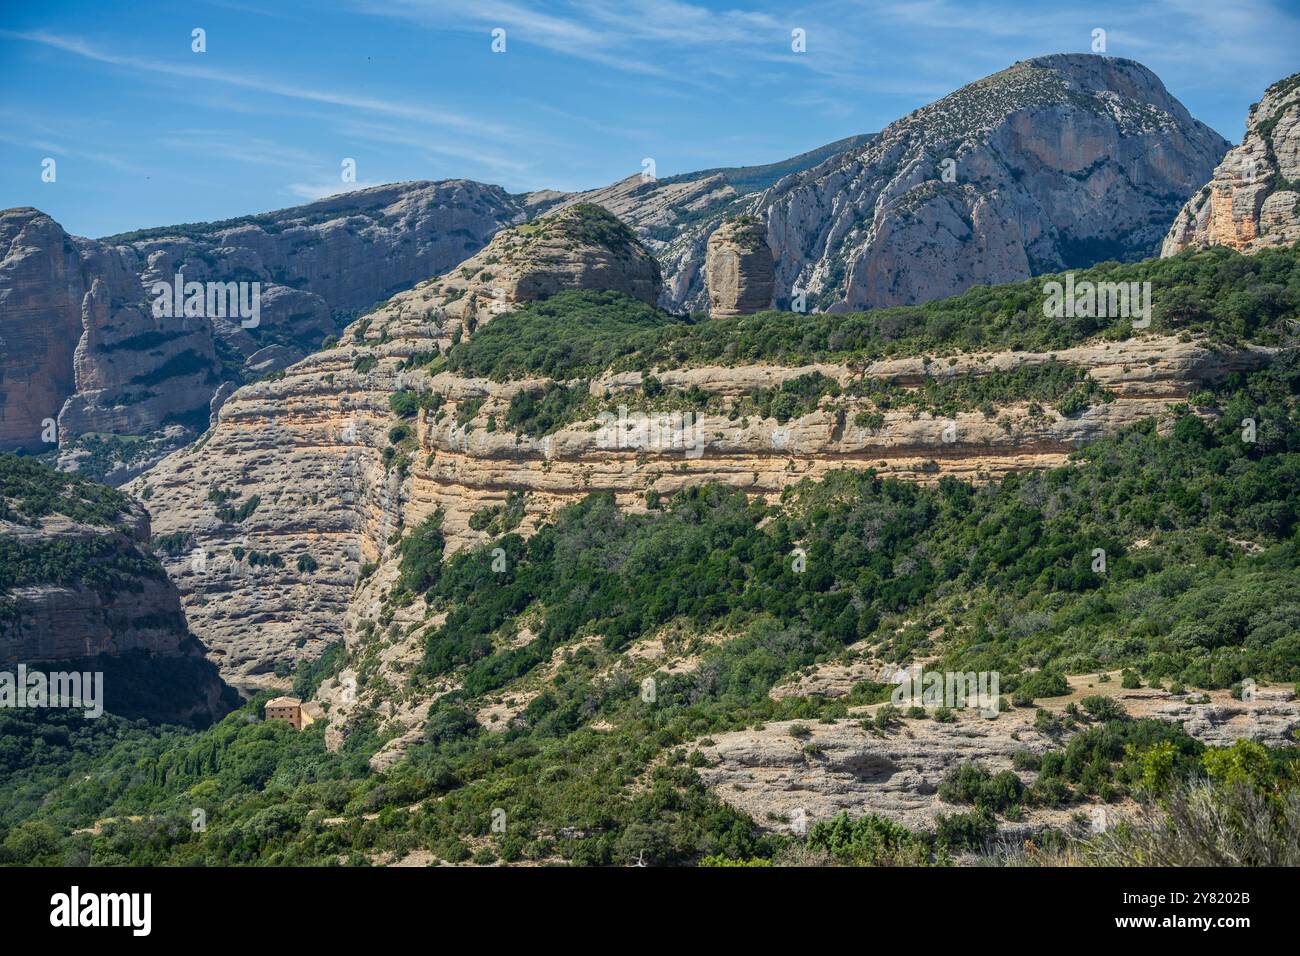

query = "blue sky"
[2,0,1297,238]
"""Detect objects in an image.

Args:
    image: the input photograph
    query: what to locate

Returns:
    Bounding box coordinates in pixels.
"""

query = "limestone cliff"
[1163,73,1300,256]
[567,55,1228,313]
[704,216,774,316]
[0,454,232,723]
[0,209,89,455]
[130,204,661,688]
[1,181,528,481]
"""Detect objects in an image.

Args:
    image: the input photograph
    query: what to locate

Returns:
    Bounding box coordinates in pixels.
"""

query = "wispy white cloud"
[2,29,519,141]
[0,129,149,175]
[353,0,674,77]
[166,130,326,172]
[331,117,539,180]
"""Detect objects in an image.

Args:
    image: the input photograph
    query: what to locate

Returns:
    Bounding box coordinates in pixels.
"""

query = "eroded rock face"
[130,204,662,689]
[760,55,1227,312]
[1163,73,1300,256]
[0,458,232,723]
[705,217,774,316]
[2,181,528,479]
[0,209,130,454]
[570,55,1228,314]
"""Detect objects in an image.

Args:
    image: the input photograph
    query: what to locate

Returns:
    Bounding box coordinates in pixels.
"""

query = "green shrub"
[934,809,995,851]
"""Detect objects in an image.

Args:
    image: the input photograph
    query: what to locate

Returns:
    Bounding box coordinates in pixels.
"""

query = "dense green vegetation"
[0,454,135,527]
[438,243,1296,440]
[468,493,526,535]
[212,490,260,524]
[545,202,640,253]
[476,359,1113,442]
[850,359,1112,419]
[505,381,591,437]
[4,244,1300,867]
[0,455,171,615]
[446,244,1300,383]
[0,535,166,601]
[0,697,369,865]
[446,289,687,381]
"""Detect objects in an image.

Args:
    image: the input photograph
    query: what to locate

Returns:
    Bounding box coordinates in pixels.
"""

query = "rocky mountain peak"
[886,54,1205,148]
[1163,72,1300,256]
[750,53,1229,313]
[594,54,1228,315]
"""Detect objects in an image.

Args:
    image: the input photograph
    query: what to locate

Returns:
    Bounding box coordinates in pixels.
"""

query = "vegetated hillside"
[130,196,1292,700]
[0,454,236,725]
[448,241,1300,377]
[4,244,1299,866]
[133,219,1297,697]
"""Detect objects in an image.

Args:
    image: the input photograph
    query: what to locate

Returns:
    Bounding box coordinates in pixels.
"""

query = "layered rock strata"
[1163,73,1300,255]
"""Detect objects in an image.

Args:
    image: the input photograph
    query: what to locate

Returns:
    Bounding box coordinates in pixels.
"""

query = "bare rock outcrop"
[695,682,1299,838]
[0,454,231,722]
[130,204,661,689]
[0,208,87,454]
[1,181,527,480]
[1163,73,1300,256]
[693,713,1066,837]
[563,55,1227,314]
[705,216,774,316]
